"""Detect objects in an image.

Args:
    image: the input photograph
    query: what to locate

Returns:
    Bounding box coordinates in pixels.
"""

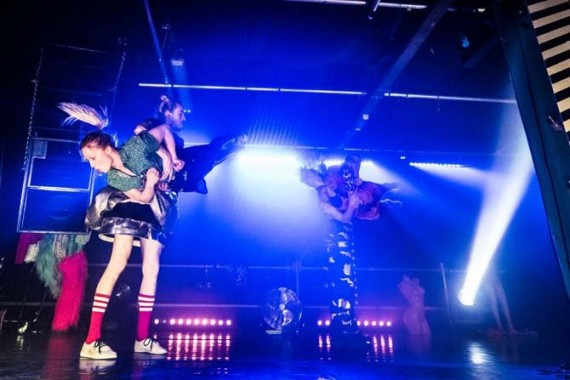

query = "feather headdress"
[58,102,109,130]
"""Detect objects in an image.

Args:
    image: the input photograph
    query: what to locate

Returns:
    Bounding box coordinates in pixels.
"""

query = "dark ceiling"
[4,0,519,158]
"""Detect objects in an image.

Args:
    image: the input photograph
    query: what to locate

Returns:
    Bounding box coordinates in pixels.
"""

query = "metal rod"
[143,0,170,84]
[384,91,517,104]
[88,263,456,273]
[138,82,516,104]
[49,44,109,54]
[439,262,453,327]
[138,83,366,96]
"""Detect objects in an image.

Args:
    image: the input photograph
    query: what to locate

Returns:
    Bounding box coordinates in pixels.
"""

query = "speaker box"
[19,189,91,233]
[18,138,94,233]
[29,158,91,189]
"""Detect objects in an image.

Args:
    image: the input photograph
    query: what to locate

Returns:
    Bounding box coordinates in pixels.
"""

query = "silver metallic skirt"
[85,186,178,246]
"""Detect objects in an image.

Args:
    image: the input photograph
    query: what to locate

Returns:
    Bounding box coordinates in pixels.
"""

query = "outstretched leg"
[173,135,246,193]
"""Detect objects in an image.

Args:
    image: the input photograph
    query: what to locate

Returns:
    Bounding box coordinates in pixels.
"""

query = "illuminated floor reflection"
[0,327,568,379]
[162,332,231,361]
[317,333,395,363]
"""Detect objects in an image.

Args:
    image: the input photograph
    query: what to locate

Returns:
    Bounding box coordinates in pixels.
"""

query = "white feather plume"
[58,102,109,129]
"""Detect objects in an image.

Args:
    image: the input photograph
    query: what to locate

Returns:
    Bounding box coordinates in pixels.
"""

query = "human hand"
[133,125,147,135]
[348,192,361,208]
[173,158,185,171]
[157,181,170,192]
[145,168,160,187]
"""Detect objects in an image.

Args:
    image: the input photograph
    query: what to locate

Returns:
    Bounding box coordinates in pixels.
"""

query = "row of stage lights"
[154,317,392,329]
[408,162,463,168]
[317,319,393,328]
[155,318,233,327]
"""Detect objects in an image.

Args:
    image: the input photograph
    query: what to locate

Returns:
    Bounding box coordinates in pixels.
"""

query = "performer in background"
[58,103,177,360]
[300,152,399,341]
[137,95,247,194]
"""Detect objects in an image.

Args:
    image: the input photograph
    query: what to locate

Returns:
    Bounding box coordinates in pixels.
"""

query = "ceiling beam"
[338,0,456,148]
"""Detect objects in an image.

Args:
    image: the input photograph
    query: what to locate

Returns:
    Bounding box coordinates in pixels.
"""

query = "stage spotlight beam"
[459,142,534,306]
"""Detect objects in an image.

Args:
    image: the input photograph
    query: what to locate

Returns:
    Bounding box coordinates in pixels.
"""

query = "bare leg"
[136,238,162,342]
[139,238,162,295]
[95,235,135,294]
[82,234,134,358]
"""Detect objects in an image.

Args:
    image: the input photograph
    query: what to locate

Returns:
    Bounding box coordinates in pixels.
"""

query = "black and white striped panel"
[527,0,570,131]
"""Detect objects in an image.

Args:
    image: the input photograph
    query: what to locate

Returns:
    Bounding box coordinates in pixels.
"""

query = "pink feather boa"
[51,251,88,331]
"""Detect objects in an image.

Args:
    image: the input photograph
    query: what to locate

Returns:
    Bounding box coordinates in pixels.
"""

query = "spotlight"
[459,289,475,306]
[459,134,533,307]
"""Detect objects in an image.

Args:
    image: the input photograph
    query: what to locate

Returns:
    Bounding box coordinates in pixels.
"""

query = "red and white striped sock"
[136,293,155,341]
[85,293,110,344]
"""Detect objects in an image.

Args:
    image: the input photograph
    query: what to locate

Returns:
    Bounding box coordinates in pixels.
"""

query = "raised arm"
[148,125,185,172]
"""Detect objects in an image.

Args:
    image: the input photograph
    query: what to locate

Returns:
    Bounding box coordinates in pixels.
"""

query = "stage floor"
[0,326,569,379]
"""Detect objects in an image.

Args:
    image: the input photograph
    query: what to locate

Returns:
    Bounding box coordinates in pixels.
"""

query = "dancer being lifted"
[300,152,399,343]
[134,95,247,194]
[58,103,177,360]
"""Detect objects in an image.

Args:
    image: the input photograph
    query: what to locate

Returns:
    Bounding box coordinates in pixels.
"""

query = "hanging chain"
[22,48,44,170]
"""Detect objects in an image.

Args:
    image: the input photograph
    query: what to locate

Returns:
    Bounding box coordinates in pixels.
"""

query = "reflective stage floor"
[1,326,570,379]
